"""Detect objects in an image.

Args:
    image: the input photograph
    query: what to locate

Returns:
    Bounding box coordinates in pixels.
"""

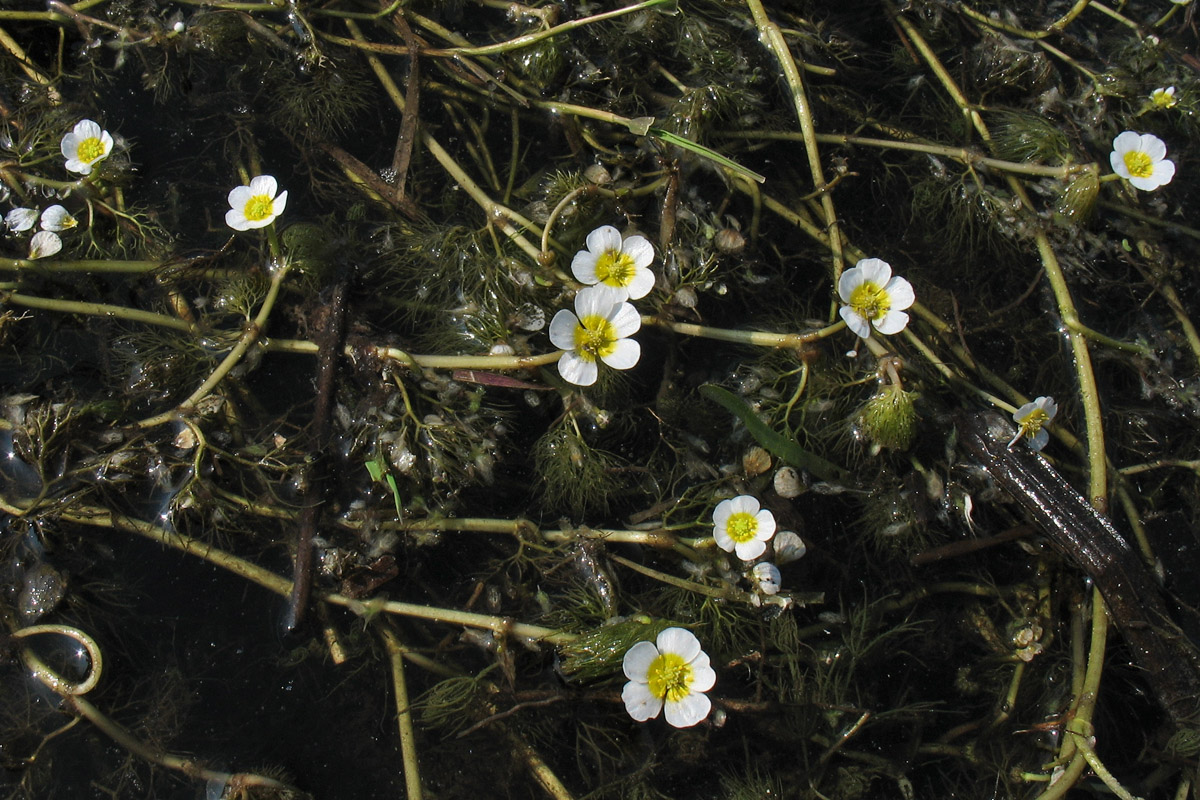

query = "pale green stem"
[264,336,565,371]
[744,0,844,283]
[0,258,165,273]
[957,0,1090,39]
[379,626,424,800]
[137,262,292,428]
[1,291,195,332]
[644,316,845,348]
[12,624,103,695]
[609,554,739,600]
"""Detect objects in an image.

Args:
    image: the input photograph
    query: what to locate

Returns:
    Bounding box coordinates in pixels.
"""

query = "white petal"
[689,653,716,692]
[607,301,641,337]
[600,337,640,370]
[273,189,288,216]
[884,276,915,310]
[248,175,278,197]
[1139,134,1167,162]
[656,627,701,662]
[728,495,760,516]
[855,257,892,288]
[64,158,92,175]
[624,267,656,300]
[873,310,910,335]
[753,562,782,595]
[713,527,736,552]
[6,208,37,232]
[774,530,807,564]
[1028,428,1049,451]
[1112,130,1142,155]
[74,119,103,140]
[734,538,767,561]
[574,285,616,319]
[622,235,654,268]
[839,306,871,338]
[557,351,597,386]
[837,266,865,303]
[1130,159,1175,191]
[228,185,254,208]
[712,498,735,526]
[622,681,663,722]
[664,692,711,728]
[623,640,660,681]
[753,509,777,541]
[60,132,82,159]
[585,225,623,256]
[584,283,629,307]
[40,205,75,231]
[225,208,250,231]
[571,249,600,284]
[29,231,62,259]
[548,309,580,350]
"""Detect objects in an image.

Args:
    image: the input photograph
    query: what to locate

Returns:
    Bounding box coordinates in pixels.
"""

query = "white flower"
[40,205,77,231]
[548,286,641,386]
[570,225,655,303]
[1150,87,1177,109]
[773,530,807,565]
[28,231,62,259]
[225,175,288,231]
[712,495,777,561]
[1109,131,1175,191]
[837,258,915,339]
[621,627,716,728]
[751,562,781,596]
[5,207,37,232]
[61,119,114,175]
[1010,396,1058,451]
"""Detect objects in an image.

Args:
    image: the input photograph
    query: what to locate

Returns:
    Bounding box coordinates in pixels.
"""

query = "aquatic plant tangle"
[1109,131,1176,191]
[622,627,716,728]
[548,286,641,386]
[61,119,114,175]
[570,224,655,304]
[28,231,62,259]
[713,494,777,561]
[837,258,915,338]
[1009,395,1058,451]
[225,175,289,231]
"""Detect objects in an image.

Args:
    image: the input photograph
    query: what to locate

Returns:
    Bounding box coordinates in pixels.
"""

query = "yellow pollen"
[849,281,891,321]
[77,136,106,164]
[646,652,693,703]
[594,250,636,287]
[1123,150,1154,179]
[725,511,759,544]
[243,195,275,222]
[572,314,617,362]
[1021,408,1050,435]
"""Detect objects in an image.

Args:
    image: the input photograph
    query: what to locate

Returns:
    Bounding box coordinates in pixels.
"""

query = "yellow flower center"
[1151,90,1176,109]
[1123,150,1154,179]
[1021,408,1050,436]
[572,314,618,362]
[849,281,890,322]
[646,652,693,703]
[725,511,759,544]
[77,136,106,164]
[243,195,275,222]
[594,249,636,287]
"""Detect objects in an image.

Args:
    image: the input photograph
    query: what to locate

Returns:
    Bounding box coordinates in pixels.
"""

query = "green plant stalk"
[1,290,195,332]
[264,336,565,371]
[957,0,1090,39]
[744,0,844,282]
[380,626,424,800]
[0,258,165,272]
[610,554,737,600]
[137,261,292,428]
[646,317,844,348]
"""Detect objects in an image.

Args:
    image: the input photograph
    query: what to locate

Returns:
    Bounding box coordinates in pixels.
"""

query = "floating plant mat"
[0,0,1198,798]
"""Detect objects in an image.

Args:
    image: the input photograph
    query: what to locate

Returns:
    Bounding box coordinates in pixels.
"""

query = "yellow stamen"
[647,652,693,703]
[572,314,618,361]
[849,281,891,322]
[594,249,636,287]
[77,137,106,164]
[1123,150,1154,179]
[243,195,275,222]
[725,511,759,544]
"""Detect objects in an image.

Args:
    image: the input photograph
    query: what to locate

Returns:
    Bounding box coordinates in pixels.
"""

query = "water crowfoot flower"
[837,258,915,338]
[1109,132,1175,191]
[548,286,640,386]
[28,231,62,260]
[622,627,715,728]
[1009,396,1057,451]
[571,225,655,303]
[61,119,114,175]
[1150,87,1177,110]
[225,175,288,231]
[751,562,782,596]
[713,494,776,561]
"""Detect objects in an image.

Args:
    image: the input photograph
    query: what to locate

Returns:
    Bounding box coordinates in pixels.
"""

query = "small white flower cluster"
[550,226,654,386]
[837,257,915,340]
[4,205,78,260]
[1010,395,1057,451]
[712,494,806,608]
[1110,131,1175,192]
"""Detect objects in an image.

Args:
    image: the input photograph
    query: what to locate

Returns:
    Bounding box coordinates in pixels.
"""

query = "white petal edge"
[622,681,663,722]
[713,527,736,552]
[622,235,654,268]
[624,267,655,300]
[575,285,616,319]
[548,309,580,350]
[248,175,278,197]
[1028,428,1050,451]
[1139,134,1167,161]
[753,509,777,541]
[656,627,701,663]
[571,249,600,284]
[728,495,759,516]
[884,276,915,310]
[557,351,597,386]
[586,225,623,256]
[837,266,865,303]
[689,653,716,692]
[839,306,871,338]
[712,498,735,527]
[608,302,641,337]
[734,538,767,561]
[600,337,640,370]
[873,310,910,335]
[225,209,250,231]
[855,257,892,288]
[664,692,711,728]
[623,640,660,681]
[29,231,62,259]
[228,185,254,208]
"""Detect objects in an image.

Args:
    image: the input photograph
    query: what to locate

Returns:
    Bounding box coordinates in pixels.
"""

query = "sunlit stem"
[0,291,195,332]
[610,554,741,600]
[644,317,845,348]
[379,626,424,800]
